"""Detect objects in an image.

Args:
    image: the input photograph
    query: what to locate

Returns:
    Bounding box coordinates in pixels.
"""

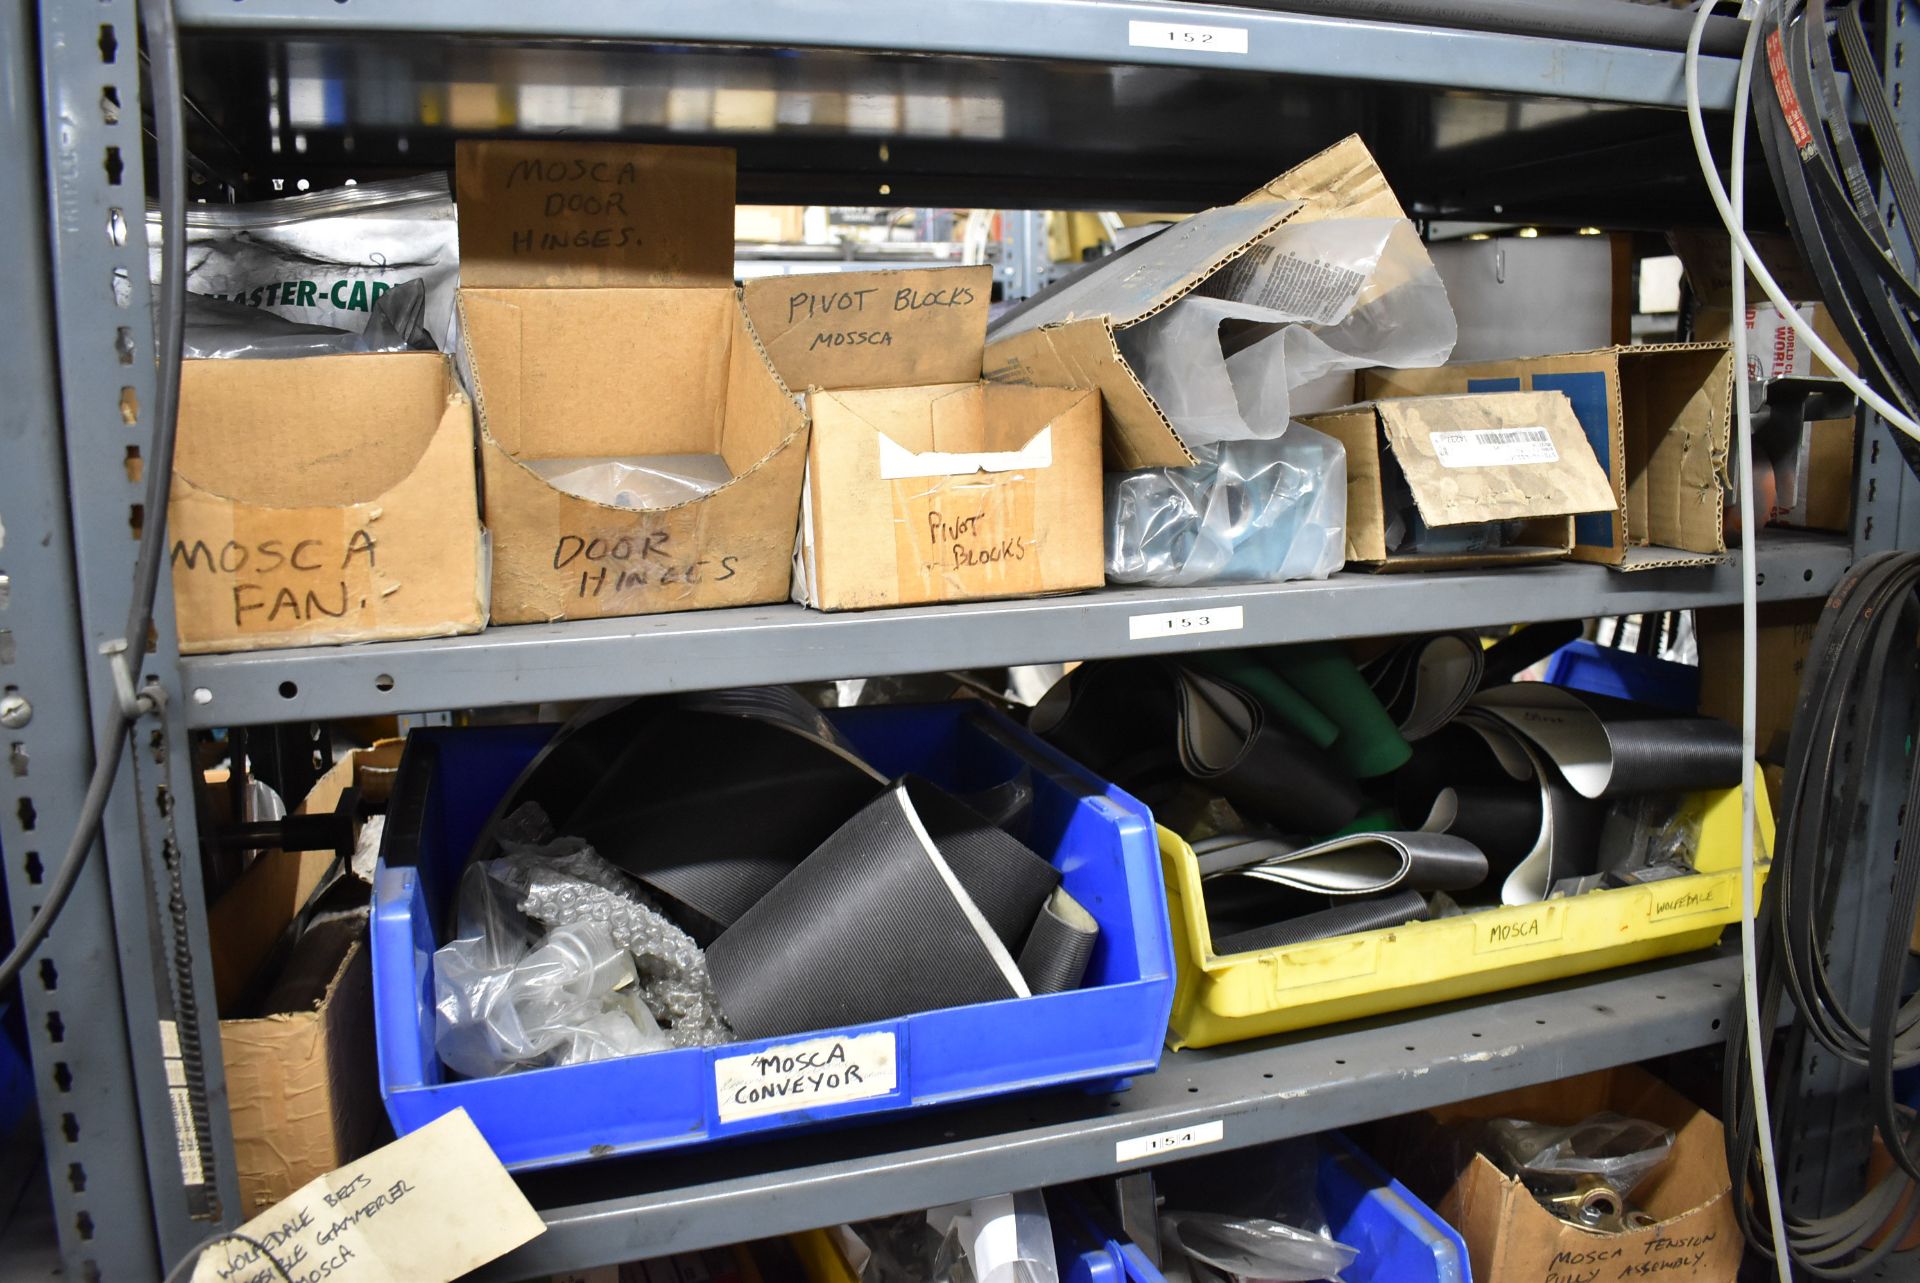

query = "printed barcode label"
[1430,427,1559,469]
[1129,606,1245,641]
[1116,1119,1225,1163]
[714,1030,897,1123]
[1127,20,1249,54]
[157,1020,206,1187]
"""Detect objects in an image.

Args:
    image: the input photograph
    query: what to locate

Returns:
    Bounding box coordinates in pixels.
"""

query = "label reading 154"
[1116,1119,1226,1163]
[1128,606,1245,641]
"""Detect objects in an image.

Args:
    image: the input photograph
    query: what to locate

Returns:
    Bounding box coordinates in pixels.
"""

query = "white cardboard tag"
[190,1109,542,1283]
[715,1030,898,1123]
[876,427,1052,480]
[1430,426,1559,469]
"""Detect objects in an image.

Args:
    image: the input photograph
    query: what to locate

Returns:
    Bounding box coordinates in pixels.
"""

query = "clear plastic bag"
[1104,426,1346,587]
[1117,219,1456,449]
[432,863,670,1078]
[524,453,734,510]
[182,277,437,359]
[927,1191,1059,1283]
[1160,1213,1357,1283]
[1486,1112,1675,1191]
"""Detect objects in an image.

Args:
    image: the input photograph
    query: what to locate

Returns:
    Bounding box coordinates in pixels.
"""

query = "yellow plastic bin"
[1161,780,1773,1049]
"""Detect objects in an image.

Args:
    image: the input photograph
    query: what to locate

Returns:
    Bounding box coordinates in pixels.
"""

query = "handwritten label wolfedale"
[190,1109,543,1283]
[171,529,379,630]
[1115,1119,1225,1163]
[455,140,735,289]
[714,1030,898,1124]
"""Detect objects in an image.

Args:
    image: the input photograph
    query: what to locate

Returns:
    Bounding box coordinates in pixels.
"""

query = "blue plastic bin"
[372,702,1174,1169]
[1542,640,1701,712]
[1318,1131,1471,1283]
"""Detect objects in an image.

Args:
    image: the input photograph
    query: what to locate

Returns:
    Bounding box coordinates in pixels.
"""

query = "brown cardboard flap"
[984,318,1193,469]
[460,287,733,459]
[802,383,1103,610]
[455,140,735,289]
[721,302,810,475]
[743,265,991,391]
[1619,344,1732,554]
[176,352,457,507]
[1377,392,1617,527]
[1238,133,1409,223]
[990,200,1297,337]
[1308,409,1389,562]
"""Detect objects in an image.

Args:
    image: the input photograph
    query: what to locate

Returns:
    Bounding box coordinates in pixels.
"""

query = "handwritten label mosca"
[1472,906,1563,954]
[1128,606,1245,641]
[1127,20,1249,54]
[715,1031,897,1124]
[1430,426,1559,469]
[1116,1119,1225,1163]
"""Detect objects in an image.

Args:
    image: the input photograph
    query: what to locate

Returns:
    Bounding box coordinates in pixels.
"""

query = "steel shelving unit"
[7,2,1916,1278]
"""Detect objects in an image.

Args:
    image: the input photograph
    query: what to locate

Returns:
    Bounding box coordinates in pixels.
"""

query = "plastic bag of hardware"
[432,862,671,1079]
[927,1190,1059,1283]
[182,278,437,359]
[1160,1212,1356,1283]
[1487,1112,1675,1191]
[524,453,735,509]
[149,173,460,351]
[1104,425,1346,587]
[1115,219,1455,448]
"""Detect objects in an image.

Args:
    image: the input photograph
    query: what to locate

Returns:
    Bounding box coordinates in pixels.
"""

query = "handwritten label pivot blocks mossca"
[714,1030,898,1124]
[784,279,981,352]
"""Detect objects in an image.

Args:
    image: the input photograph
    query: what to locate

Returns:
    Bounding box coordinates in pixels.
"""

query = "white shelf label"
[1431,427,1559,469]
[1116,1119,1225,1163]
[1129,605,1245,641]
[1128,20,1249,54]
[715,1030,898,1123]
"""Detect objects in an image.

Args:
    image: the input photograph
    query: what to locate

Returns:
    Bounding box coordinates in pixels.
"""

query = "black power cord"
[1724,551,1920,1277]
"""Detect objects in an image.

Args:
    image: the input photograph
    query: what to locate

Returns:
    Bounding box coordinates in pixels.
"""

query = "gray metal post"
[0,0,165,1277]
[35,0,241,1268]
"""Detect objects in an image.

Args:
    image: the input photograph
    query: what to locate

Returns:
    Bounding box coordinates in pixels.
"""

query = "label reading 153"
[1128,606,1245,641]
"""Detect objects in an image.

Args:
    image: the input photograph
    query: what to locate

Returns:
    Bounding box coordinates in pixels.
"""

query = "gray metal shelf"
[181,532,1851,728]
[475,949,1745,1279]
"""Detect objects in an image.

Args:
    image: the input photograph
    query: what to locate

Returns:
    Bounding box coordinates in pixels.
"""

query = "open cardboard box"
[1410,1066,1743,1283]
[214,743,398,1215]
[795,382,1103,609]
[983,134,1430,469]
[455,140,808,624]
[170,352,485,653]
[1302,390,1616,570]
[1363,343,1734,570]
[741,263,1103,609]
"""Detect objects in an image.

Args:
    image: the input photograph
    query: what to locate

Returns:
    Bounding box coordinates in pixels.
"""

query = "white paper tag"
[1128,605,1244,641]
[876,427,1053,480]
[1116,1119,1225,1163]
[1127,20,1249,54]
[714,1030,898,1123]
[190,1109,543,1283]
[1430,427,1559,469]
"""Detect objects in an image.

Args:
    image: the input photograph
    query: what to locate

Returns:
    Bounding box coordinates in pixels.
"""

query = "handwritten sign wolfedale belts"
[189,1109,543,1283]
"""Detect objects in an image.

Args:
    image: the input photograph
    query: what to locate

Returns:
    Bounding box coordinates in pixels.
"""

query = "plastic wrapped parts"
[1105,427,1347,587]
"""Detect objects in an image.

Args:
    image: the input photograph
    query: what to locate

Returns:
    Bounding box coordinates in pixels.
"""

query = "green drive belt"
[707,776,1066,1041]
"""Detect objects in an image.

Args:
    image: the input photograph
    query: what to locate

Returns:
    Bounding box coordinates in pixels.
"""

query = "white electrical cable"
[1688,3,1795,1277]
[1685,1,1920,444]
[1712,5,1797,1275]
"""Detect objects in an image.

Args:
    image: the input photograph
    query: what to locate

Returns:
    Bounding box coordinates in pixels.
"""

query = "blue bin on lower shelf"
[372,702,1175,1169]
[1054,1131,1467,1283]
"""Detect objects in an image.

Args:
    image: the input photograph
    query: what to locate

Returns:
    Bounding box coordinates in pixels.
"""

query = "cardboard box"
[214,746,389,1215]
[1301,391,1616,571]
[1420,1066,1743,1283]
[743,264,994,393]
[794,382,1104,609]
[455,140,809,624]
[1363,344,1734,570]
[1696,599,1819,772]
[734,204,809,244]
[169,352,485,653]
[985,134,1425,469]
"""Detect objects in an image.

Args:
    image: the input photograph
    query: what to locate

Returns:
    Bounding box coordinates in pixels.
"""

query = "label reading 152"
[1128,605,1245,641]
[1127,20,1250,54]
